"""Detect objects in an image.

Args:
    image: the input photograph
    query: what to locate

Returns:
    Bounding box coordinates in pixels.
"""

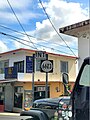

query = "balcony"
[0,72,32,82]
[0,66,32,82]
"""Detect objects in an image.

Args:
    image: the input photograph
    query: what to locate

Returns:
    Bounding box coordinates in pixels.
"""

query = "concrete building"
[59,19,90,68]
[0,48,77,112]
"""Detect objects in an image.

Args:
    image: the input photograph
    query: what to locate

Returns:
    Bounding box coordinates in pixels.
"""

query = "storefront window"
[14,86,23,108]
[34,86,50,100]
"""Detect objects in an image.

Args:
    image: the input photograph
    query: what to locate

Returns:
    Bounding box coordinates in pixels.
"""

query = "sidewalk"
[0,112,20,116]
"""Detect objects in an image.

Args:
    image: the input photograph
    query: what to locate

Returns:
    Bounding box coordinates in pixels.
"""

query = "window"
[14,61,24,73]
[0,60,9,74]
[79,64,90,86]
[36,59,41,71]
[34,86,50,100]
[14,86,23,108]
[60,61,68,73]
[35,58,47,71]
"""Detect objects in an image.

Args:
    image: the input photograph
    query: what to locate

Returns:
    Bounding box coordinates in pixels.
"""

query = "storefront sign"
[5,66,17,79]
[26,56,33,73]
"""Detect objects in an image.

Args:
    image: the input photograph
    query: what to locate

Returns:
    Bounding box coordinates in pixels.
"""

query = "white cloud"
[0,0,32,10]
[0,10,41,24]
[0,40,9,53]
[13,34,38,50]
[0,0,89,56]
[33,0,88,55]
[0,0,41,24]
[41,0,88,24]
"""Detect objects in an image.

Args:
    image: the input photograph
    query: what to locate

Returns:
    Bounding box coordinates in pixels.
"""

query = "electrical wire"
[38,0,77,57]
[0,31,74,55]
[4,0,77,55]
[0,24,33,37]
[0,32,36,49]
[0,31,75,55]
[0,24,78,51]
[6,0,38,50]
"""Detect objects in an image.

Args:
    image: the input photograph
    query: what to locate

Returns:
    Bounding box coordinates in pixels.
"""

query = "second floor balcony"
[0,66,32,82]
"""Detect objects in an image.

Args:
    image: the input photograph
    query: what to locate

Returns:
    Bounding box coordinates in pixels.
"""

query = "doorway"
[34,86,50,100]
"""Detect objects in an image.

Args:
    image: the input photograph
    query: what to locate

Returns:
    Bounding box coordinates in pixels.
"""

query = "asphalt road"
[0,115,20,120]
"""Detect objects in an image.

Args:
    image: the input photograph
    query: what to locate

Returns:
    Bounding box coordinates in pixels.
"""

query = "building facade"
[0,48,77,112]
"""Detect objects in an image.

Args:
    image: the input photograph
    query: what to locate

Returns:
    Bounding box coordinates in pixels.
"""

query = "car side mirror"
[62,73,69,84]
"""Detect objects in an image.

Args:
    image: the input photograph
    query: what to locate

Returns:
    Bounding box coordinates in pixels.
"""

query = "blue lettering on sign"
[26,56,33,73]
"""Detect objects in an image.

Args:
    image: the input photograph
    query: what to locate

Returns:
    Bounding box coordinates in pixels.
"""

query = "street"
[0,112,20,120]
[0,115,20,120]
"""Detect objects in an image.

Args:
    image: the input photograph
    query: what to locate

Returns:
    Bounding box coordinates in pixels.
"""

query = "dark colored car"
[31,96,72,120]
[21,96,72,120]
[71,57,90,120]
[32,96,70,110]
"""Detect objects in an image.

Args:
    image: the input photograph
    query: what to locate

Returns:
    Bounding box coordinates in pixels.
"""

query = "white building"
[59,19,90,69]
[0,48,77,112]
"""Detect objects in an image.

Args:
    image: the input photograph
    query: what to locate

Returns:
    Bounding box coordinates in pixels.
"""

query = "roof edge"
[0,48,78,59]
[59,19,90,34]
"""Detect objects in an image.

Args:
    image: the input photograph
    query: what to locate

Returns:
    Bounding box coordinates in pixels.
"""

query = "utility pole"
[32,54,35,102]
[45,54,48,98]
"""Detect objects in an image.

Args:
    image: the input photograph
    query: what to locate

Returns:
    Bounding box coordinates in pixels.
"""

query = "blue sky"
[0,0,89,56]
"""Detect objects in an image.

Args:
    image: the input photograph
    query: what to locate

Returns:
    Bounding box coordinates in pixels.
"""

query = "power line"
[38,0,77,57]
[2,0,77,55]
[0,24,78,50]
[0,24,34,38]
[0,32,36,49]
[0,31,74,55]
[6,0,38,50]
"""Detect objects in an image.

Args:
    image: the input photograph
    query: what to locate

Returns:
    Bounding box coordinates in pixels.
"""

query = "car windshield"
[79,64,90,86]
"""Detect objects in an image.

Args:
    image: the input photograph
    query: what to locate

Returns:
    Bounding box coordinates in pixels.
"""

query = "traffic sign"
[40,60,53,73]
[35,51,46,59]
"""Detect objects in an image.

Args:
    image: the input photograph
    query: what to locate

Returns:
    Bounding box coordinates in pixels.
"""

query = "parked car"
[21,96,72,120]
[31,96,72,120]
[32,96,71,110]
